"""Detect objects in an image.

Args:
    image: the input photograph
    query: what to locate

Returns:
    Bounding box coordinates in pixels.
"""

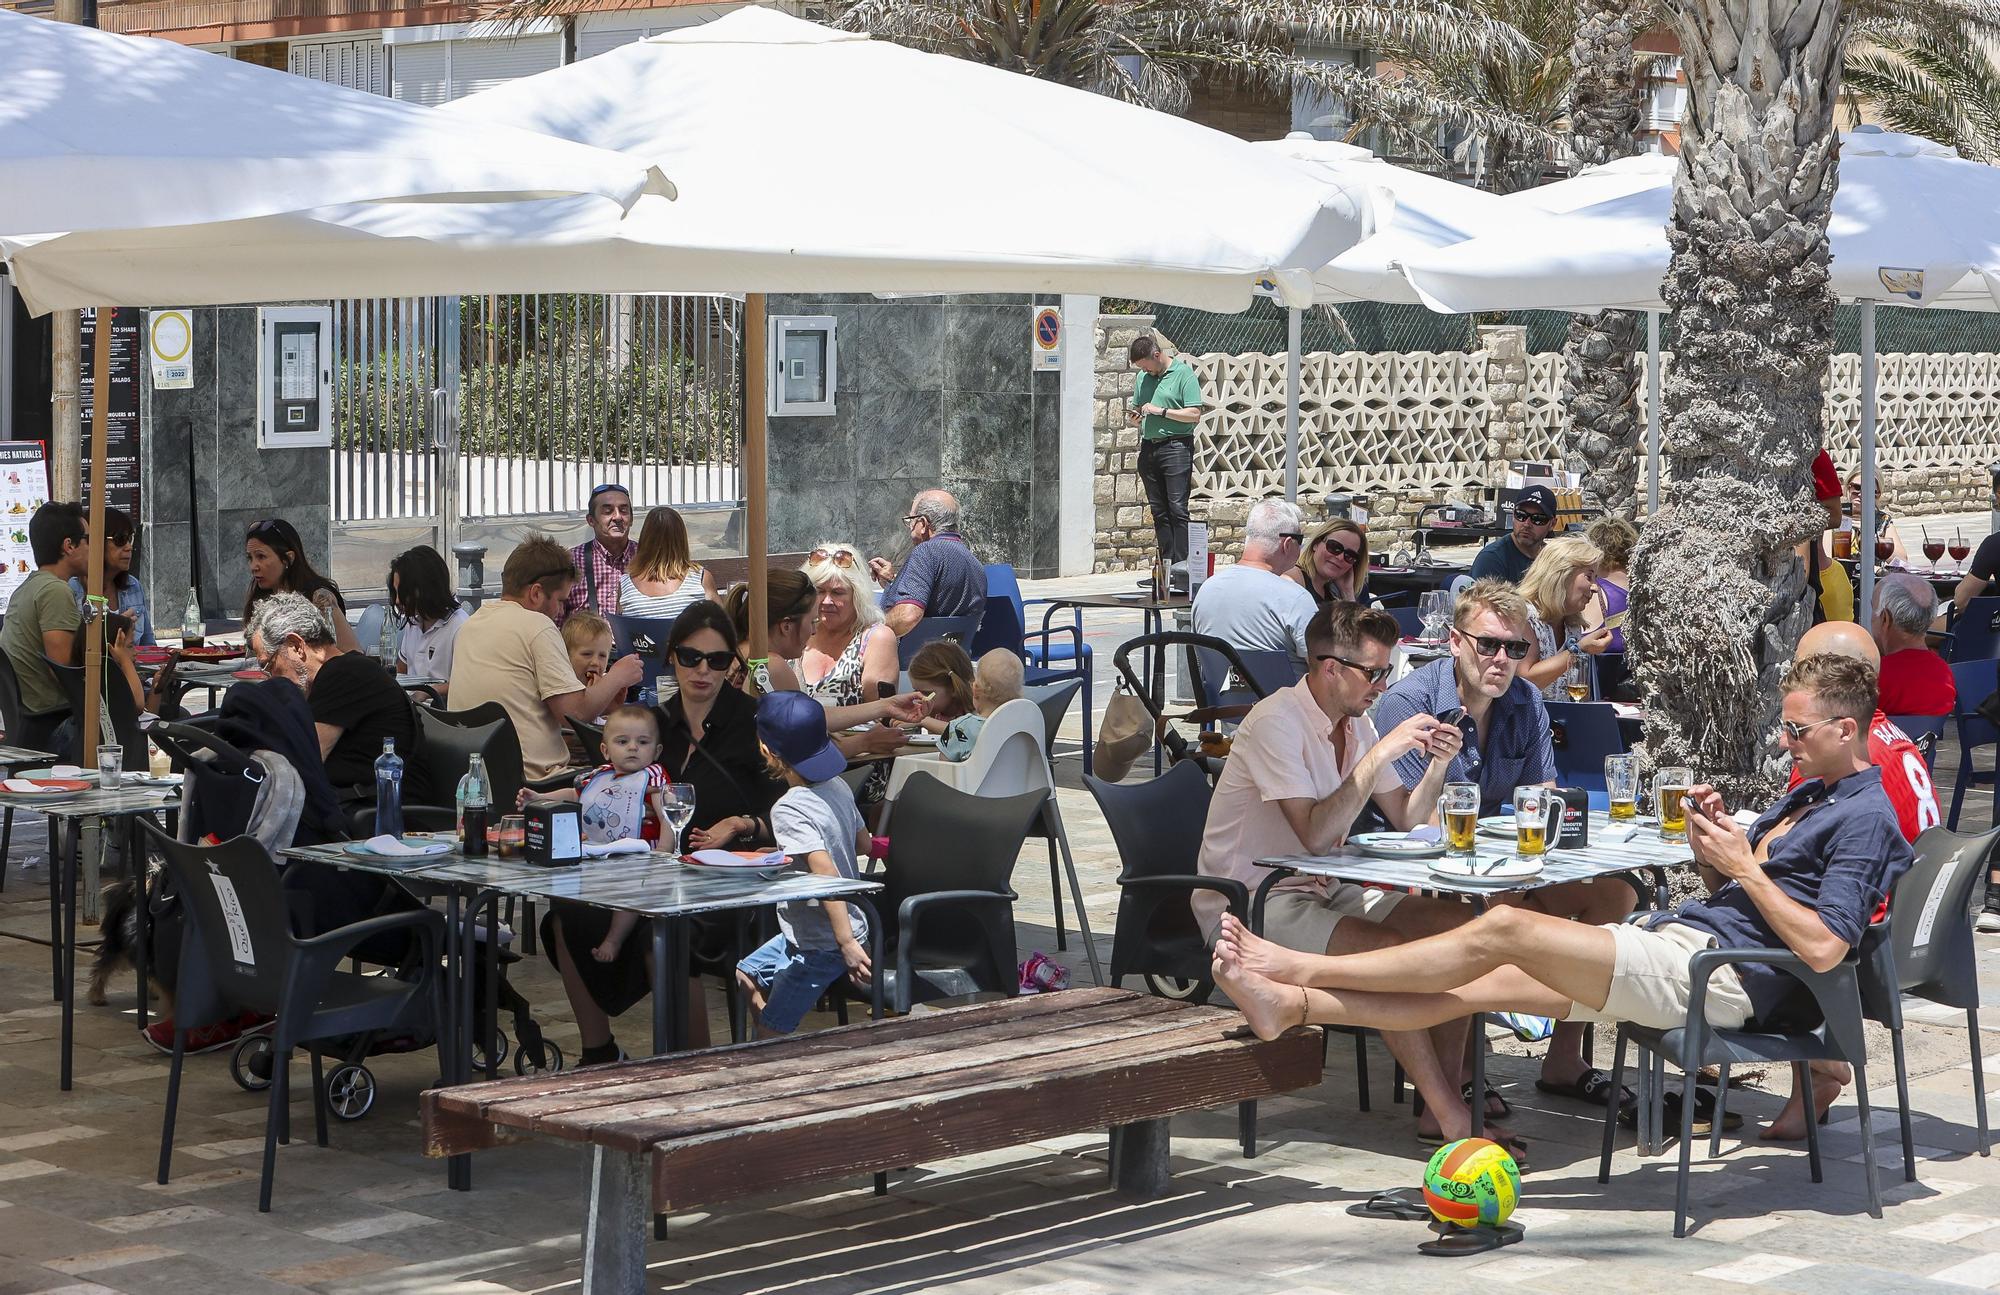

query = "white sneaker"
[1976,907,2000,934]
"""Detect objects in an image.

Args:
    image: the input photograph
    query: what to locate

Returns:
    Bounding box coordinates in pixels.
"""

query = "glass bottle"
[374,738,404,839]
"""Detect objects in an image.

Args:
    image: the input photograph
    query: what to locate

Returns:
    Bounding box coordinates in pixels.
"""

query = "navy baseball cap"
[1514,485,1559,521]
[756,690,847,783]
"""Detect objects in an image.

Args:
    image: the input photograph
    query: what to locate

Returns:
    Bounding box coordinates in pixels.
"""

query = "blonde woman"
[617,506,718,621]
[799,543,898,714]
[1286,518,1370,604]
[1517,536,1614,698]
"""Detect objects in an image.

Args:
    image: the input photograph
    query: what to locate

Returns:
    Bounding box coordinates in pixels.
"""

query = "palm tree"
[1845,0,2000,162]
[1625,0,1848,799]
[823,0,1552,168]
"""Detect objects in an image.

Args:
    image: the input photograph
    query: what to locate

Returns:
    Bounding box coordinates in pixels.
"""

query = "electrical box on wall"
[257,306,333,448]
[767,314,837,417]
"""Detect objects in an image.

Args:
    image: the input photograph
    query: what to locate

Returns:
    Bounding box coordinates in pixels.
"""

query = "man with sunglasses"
[1198,600,1514,1150]
[1469,484,1560,584]
[561,483,637,624]
[1190,498,1319,670]
[451,535,646,781]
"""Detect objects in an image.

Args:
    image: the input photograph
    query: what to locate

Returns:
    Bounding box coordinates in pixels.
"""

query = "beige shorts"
[1204,883,1406,954]
[1562,920,1754,1032]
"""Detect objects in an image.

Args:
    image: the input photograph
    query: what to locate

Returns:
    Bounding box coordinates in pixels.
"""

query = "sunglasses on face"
[672,645,737,672]
[1515,512,1553,526]
[1468,634,1531,660]
[1322,542,1361,564]
[1278,531,1305,544]
[809,547,857,568]
[1780,716,1842,741]
[1316,652,1393,685]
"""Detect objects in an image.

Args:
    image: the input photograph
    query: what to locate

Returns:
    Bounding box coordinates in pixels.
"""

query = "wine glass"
[1923,527,1946,572]
[1564,657,1590,703]
[662,784,696,855]
[1951,531,1972,575]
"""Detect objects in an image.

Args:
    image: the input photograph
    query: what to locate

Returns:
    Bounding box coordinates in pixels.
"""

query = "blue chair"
[1947,659,1999,830]
[1948,597,2000,661]
[607,613,678,677]
[1383,606,1426,640]
[896,613,982,670]
[971,564,1093,771]
[1542,701,1629,794]
[1887,713,1948,772]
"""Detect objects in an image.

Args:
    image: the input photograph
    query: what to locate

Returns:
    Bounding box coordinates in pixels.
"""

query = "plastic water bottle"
[376,604,401,669]
[455,753,489,857]
[374,738,404,839]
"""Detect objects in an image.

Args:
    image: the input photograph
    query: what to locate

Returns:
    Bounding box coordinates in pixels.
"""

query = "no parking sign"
[1030,305,1062,372]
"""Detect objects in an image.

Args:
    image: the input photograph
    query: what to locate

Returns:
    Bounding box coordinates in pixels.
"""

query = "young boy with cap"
[735,690,874,1034]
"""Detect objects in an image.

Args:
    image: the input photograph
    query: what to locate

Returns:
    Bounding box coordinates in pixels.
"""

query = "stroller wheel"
[515,1039,565,1075]
[230,1035,274,1092]
[1142,975,1210,1003]
[326,1064,376,1120]
[470,1029,511,1073]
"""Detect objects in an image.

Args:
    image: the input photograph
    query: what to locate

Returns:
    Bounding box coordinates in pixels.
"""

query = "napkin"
[1600,822,1639,844]
[582,839,652,858]
[1404,824,1442,843]
[685,848,787,867]
[50,765,83,779]
[360,834,435,856]
[1,778,44,793]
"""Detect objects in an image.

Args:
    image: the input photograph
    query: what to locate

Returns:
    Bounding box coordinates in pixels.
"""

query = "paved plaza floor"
[0,540,1994,1292]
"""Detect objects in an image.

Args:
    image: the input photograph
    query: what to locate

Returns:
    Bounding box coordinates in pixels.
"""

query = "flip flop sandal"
[1619,1088,1743,1135]
[1419,1221,1526,1257]
[1535,1067,1636,1112]
[1346,1187,1431,1222]
[1462,1081,1511,1118]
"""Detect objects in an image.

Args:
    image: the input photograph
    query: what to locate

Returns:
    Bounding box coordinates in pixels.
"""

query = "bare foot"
[1761,1071,1844,1141]
[1215,913,1320,985]
[591,941,620,963]
[1212,946,1305,1042]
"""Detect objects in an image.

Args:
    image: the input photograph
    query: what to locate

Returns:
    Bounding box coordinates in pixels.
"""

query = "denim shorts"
[737,935,850,1034]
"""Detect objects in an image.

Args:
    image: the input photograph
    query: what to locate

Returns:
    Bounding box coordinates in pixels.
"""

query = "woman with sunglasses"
[243,518,359,655]
[1516,536,1615,698]
[1286,519,1370,605]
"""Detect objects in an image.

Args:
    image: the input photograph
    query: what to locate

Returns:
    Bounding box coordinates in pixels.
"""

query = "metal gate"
[330,294,744,598]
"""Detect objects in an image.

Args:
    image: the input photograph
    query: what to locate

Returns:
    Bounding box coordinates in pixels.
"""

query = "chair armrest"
[1684,944,1863,1053]
[524,770,576,794]
[1114,874,1250,920]
[1022,624,1083,660]
[288,908,447,1008]
[896,888,1017,1000]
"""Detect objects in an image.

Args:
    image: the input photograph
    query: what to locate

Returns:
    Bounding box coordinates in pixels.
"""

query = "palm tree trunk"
[1628,0,1848,800]
[1561,0,1646,518]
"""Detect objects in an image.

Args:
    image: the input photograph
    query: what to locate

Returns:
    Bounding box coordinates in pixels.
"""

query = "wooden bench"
[421,988,1321,1293]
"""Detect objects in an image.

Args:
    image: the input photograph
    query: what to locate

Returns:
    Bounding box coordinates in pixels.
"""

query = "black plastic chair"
[1860,825,2000,1176]
[896,614,982,670]
[0,648,68,756]
[874,772,1045,1014]
[1947,659,1998,830]
[569,715,606,767]
[145,824,444,1212]
[1085,761,1233,1004]
[1596,940,1884,1237]
[413,703,524,823]
[1111,631,1267,774]
[47,656,145,769]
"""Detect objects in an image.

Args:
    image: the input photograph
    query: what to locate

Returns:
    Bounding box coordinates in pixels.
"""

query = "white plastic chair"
[882,698,1102,984]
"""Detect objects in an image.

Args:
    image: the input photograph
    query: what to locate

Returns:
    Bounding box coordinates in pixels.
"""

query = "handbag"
[1977,690,2000,729]
[1092,680,1157,783]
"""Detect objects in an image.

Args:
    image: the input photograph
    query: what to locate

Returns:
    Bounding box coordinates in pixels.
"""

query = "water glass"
[663,784,697,853]
[1439,781,1479,859]
[96,746,123,788]
[1604,754,1640,821]
[1655,766,1693,843]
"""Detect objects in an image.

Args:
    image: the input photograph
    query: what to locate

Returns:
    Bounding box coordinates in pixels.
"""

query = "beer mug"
[1439,782,1480,859]
[1512,785,1562,858]
[1604,754,1640,821]
[1655,766,1693,843]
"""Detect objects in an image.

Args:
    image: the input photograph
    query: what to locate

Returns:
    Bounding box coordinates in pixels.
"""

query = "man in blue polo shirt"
[1373,580,1555,814]
[868,489,986,636]
[1212,653,1914,1123]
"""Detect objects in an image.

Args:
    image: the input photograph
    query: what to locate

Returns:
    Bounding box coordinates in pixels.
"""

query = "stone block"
[1093,477,1116,505]
[1116,506,1146,528]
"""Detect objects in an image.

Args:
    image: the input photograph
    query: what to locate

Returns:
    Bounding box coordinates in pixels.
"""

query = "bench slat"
[651,1026,1321,1210]
[540,1002,1212,1141]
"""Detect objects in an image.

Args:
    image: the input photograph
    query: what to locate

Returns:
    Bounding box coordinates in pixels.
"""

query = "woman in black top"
[541,601,781,1063]
[243,518,361,654]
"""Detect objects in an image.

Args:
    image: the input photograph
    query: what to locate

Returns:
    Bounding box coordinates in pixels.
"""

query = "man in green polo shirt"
[1127,333,1204,589]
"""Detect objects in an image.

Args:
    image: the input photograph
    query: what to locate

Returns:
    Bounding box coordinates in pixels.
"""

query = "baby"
[523,703,669,963]
[910,643,1023,762]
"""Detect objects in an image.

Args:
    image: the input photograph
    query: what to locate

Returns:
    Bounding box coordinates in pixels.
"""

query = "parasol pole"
[745,293,768,668]
[82,306,109,766]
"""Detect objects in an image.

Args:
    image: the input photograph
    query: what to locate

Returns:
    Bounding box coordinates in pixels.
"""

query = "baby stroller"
[148,720,564,1117]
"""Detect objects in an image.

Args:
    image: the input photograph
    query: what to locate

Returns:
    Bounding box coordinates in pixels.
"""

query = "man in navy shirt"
[1209,653,1914,1099]
[868,489,986,636]
[1469,484,1559,584]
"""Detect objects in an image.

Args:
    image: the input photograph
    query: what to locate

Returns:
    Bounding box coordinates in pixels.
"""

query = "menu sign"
[0,441,50,607]
[79,306,144,523]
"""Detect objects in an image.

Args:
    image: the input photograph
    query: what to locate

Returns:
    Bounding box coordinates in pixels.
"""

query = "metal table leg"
[444,888,471,1191]
[129,817,149,1031]
[651,917,670,1056]
[59,816,80,1091]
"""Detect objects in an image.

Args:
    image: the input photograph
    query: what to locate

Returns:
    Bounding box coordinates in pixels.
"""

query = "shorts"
[736,935,850,1034]
[1202,882,1405,953]
[1562,920,1754,1032]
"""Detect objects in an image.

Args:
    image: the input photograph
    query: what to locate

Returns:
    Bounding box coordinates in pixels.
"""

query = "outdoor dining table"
[279,839,884,1190]
[1366,562,1470,601]
[1254,812,1695,1137]
[0,780,184,1091]
[1044,590,1191,774]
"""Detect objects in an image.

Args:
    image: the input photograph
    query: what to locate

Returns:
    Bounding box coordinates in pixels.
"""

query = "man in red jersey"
[1759,621,1938,1138]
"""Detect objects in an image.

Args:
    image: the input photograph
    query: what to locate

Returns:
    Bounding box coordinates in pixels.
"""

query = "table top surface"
[1258,812,1691,897]
[0,746,59,766]
[0,784,182,818]
[282,841,881,917]
[1045,592,1191,612]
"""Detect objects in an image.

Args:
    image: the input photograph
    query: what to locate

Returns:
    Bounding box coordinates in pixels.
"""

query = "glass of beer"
[1512,785,1561,858]
[1656,766,1693,843]
[1440,781,1479,860]
[1605,754,1640,821]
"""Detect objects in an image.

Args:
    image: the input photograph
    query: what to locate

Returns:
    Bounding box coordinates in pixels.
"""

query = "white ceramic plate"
[344,838,452,858]
[1350,832,1446,860]
[1430,855,1545,884]
[1477,814,1517,839]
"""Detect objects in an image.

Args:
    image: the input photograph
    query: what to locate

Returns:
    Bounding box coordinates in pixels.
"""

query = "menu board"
[79,306,144,524]
[0,441,50,608]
